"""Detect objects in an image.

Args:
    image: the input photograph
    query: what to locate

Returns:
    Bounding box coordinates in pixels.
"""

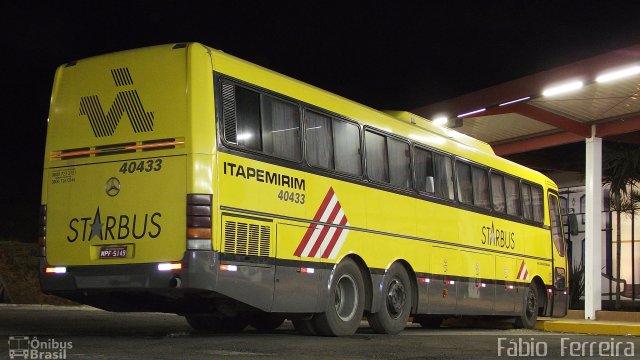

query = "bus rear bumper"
[39,251,226,312]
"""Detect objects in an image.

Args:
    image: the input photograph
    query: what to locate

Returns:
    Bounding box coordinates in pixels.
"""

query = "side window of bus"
[414,147,434,193]
[456,161,473,205]
[261,94,301,160]
[222,83,301,161]
[434,153,455,200]
[306,111,333,169]
[415,148,455,200]
[306,110,362,177]
[388,137,411,188]
[365,131,388,182]
[491,173,506,213]
[472,166,490,209]
[521,183,533,220]
[504,176,521,217]
[365,131,411,189]
[333,120,362,176]
[532,185,544,223]
[549,194,566,257]
[456,161,490,209]
[232,85,262,151]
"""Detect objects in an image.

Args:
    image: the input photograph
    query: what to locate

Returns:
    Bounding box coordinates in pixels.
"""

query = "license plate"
[99,246,128,259]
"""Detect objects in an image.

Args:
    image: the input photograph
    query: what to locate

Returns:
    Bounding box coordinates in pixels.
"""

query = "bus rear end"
[39,44,217,312]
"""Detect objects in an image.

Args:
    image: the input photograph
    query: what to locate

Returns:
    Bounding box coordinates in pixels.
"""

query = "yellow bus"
[39,43,568,336]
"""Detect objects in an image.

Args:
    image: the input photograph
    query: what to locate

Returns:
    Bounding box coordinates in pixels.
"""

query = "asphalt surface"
[1,305,638,359]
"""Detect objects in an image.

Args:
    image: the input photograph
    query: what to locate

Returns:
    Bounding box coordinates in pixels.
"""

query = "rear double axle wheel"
[368,263,412,334]
[310,258,365,336]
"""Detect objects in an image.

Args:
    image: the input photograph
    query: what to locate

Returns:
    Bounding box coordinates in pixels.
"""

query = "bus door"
[548,193,569,317]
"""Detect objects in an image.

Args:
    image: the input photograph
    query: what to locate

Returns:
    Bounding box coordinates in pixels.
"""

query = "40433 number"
[119,159,162,174]
[278,190,305,204]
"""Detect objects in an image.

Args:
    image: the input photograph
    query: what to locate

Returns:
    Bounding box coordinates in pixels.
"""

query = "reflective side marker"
[299,267,315,274]
[220,264,238,272]
[420,278,430,283]
[158,262,182,271]
[45,266,67,274]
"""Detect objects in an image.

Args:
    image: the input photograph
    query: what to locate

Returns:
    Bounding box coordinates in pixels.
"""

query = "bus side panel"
[456,251,495,314]
[415,243,433,314]
[271,222,331,313]
[364,187,416,252]
[494,256,518,314]
[427,246,457,314]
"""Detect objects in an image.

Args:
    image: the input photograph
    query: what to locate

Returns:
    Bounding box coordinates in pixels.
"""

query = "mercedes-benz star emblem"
[105,177,121,197]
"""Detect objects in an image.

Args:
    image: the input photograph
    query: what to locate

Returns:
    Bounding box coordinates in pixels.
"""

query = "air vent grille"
[223,219,270,257]
[222,83,237,143]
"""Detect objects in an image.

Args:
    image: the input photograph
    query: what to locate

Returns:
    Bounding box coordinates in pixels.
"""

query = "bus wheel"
[249,313,285,331]
[514,283,538,329]
[185,314,249,333]
[368,263,412,334]
[312,258,365,336]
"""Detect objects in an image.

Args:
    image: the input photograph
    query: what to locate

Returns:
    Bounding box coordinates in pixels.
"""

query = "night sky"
[3,1,640,241]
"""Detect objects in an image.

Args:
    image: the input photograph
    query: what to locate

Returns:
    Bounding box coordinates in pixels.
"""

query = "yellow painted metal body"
[43,44,215,265]
[209,45,563,287]
[42,43,564,293]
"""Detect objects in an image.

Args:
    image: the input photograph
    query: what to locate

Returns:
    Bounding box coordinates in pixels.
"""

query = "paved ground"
[1,305,638,359]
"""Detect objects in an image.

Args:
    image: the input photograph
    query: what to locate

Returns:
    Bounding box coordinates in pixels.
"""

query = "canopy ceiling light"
[595,65,640,83]
[432,116,448,126]
[542,81,584,97]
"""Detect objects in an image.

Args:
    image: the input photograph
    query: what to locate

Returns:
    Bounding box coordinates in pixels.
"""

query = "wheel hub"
[386,279,406,319]
[334,274,358,321]
[526,291,536,317]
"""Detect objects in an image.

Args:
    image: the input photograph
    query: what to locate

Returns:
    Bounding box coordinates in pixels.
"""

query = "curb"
[536,319,640,336]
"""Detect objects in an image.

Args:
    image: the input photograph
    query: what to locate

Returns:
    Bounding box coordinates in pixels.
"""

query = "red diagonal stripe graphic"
[293,223,318,257]
[308,202,342,258]
[517,261,526,279]
[321,215,348,258]
[293,187,335,256]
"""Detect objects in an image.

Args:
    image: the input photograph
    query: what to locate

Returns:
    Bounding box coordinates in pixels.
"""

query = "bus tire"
[185,314,249,333]
[249,313,285,331]
[368,263,412,334]
[514,283,538,329]
[292,319,317,336]
[312,258,365,336]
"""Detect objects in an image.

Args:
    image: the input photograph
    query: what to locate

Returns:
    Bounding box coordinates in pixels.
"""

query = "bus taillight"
[38,205,47,257]
[186,194,212,250]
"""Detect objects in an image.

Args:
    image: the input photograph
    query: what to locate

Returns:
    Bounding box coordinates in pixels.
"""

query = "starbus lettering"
[223,161,305,190]
[481,222,515,250]
[67,206,161,242]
